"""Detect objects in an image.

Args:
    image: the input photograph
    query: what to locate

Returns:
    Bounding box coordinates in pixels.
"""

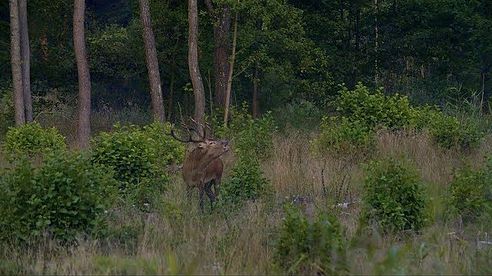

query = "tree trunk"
[9,0,25,125]
[223,11,238,126]
[374,0,380,86]
[188,0,205,135]
[19,0,32,122]
[73,0,91,149]
[252,63,259,118]
[213,6,231,107]
[139,0,165,122]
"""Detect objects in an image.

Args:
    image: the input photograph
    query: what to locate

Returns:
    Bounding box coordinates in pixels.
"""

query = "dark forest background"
[1,0,491,118]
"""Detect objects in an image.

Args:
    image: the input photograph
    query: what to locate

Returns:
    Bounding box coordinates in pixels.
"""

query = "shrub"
[312,116,374,156]
[335,83,415,130]
[426,112,483,150]
[219,156,272,207]
[0,152,118,242]
[362,158,427,233]
[91,125,171,209]
[141,122,186,166]
[275,205,346,275]
[212,103,276,160]
[448,166,492,223]
[3,122,66,160]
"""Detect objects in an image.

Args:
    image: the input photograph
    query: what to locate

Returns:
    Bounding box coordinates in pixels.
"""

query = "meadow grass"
[1,125,491,274]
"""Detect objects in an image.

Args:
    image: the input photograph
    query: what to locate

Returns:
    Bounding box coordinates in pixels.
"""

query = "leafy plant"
[0,152,118,243]
[312,116,374,156]
[141,122,186,166]
[213,104,276,160]
[91,124,171,209]
[448,166,492,223]
[425,111,483,150]
[362,157,427,233]
[275,205,347,275]
[219,155,272,207]
[335,83,415,130]
[3,122,66,161]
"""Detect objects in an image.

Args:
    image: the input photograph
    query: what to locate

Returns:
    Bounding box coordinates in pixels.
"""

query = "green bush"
[91,125,172,209]
[211,104,276,160]
[275,206,346,275]
[219,156,272,207]
[0,153,117,242]
[141,122,186,166]
[335,83,415,130]
[448,166,492,223]
[426,112,483,150]
[362,158,427,233]
[3,122,66,160]
[312,116,374,156]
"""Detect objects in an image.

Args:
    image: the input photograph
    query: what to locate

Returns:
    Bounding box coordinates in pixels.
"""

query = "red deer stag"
[170,125,229,211]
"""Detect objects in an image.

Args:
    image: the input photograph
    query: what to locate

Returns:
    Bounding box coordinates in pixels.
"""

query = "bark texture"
[139,0,165,122]
[9,0,25,125]
[19,0,32,122]
[188,0,206,135]
[73,0,91,149]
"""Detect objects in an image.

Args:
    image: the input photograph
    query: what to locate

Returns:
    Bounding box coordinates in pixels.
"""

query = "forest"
[0,0,491,274]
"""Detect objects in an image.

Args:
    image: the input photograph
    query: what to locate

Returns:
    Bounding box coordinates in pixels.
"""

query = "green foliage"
[0,153,118,243]
[363,158,427,233]
[332,83,484,151]
[335,83,415,130]
[426,112,483,151]
[141,122,186,166]
[219,155,272,207]
[91,124,176,210]
[275,206,346,275]
[3,122,66,160]
[448,166,492,223]
[0,86,14,137]
[214,104,276,160]
[312,116,374,156]
[274,100,323,130]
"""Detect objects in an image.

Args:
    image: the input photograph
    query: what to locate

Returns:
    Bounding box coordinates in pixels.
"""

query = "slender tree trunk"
[374,0,380,86]
[10,0,25,125]
[188,0,205,135]
[252,63,259,118]
[19,0,32,122]
[223,11,238,126]
[139,0,165,122]
[205,1,231,108]
[73,0,91,149]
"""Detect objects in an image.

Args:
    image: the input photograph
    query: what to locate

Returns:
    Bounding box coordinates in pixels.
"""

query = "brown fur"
[182,139,228,210]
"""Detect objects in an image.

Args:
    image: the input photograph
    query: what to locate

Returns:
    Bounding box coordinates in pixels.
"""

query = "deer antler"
[168,128,204,143]
[189,117,212,140]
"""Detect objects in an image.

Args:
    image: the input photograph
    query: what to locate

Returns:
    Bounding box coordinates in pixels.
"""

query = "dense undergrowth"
[0,84,491,274]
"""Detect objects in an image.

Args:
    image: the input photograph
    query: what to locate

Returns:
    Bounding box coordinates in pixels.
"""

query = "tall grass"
[1,124,492,274]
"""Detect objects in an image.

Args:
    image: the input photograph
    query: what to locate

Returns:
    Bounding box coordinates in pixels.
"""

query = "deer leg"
[199,188,205,212]
[205,181,216,209]
[186,185,193,200]
[214,177,221,198]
